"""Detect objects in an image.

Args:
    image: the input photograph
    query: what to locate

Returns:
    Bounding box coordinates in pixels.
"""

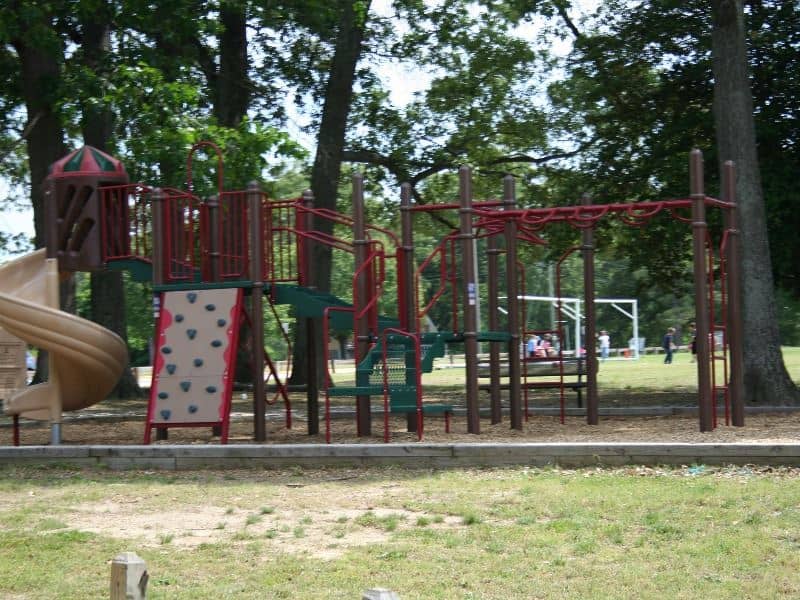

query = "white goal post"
[499,295,641,360]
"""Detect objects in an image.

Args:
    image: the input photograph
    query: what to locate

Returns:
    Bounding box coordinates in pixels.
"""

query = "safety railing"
[380,328,423,443]
[99,183,154,263]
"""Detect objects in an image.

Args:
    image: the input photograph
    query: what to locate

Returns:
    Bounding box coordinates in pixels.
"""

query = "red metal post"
[504,176,522,430]
[459,166,480,434]
[723,161,745,427]
[581,193,599,425]
[690,149,714,432]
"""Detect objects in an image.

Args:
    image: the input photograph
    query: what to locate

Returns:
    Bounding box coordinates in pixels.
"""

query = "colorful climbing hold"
[180,381,191,392]
[160,409,171,420]
[217,318,226,327]
[158,391,169,399]
[161,346,172,354]
[193,358,204,367]
[205,304,216,311]
[187,404,198,414]
[175,314,184,322]
[166,364,177,375]
[211,339,222,348]
[187,328,197,340]
[205,385,217,393]
[187,292,197,303]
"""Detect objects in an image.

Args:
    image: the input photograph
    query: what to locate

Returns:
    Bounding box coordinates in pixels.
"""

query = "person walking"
[598,330,611,362]
[662,327,676,364]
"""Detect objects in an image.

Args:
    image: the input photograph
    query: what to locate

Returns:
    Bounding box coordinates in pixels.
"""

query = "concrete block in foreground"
[1,442,800,469]
[110,552,148,600]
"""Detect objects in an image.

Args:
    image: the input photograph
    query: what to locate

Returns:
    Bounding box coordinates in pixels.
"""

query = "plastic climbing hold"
[187,292,197,303]
[217,318,226,327]
[187,328,197,340]
[175,314,184,322]
[187,404,198,414]
[161,346,172,354]
[193,358,204,367]
[205,304,216,311]
[211,339,222,348]
[158,391,169,399]
[180,381,191,392]
[166,364,177,375]
[160,409,171,420]
[205,385,217,394]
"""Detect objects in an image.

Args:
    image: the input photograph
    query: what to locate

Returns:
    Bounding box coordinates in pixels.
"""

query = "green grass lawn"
[1,465,799,599]
[421,346,800,391]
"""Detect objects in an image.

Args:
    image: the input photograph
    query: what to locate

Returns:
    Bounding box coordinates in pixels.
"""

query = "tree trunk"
[13,16,67,384]
[216,1,250,128]
[711,0,799,404]
[81,5,141,398]
[290,0,371,384]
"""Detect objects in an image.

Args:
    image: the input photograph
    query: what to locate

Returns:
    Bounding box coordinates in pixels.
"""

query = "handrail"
[298,205,401,248]
[415,243,447,328]
[322,305,356,444]
[380,328,423,443]
[240,303,292,426]
[353,246,385,324]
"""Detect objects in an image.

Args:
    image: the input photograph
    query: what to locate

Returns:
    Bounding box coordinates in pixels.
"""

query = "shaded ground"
[3,387,800,446]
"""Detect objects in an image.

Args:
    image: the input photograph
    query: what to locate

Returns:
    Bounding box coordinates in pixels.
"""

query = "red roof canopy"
[48,146,127,180]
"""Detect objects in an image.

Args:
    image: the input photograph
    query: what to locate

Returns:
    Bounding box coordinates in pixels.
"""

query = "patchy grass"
[0,465,799,599]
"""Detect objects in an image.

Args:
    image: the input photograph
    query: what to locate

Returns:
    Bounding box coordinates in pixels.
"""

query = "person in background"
[526,335,538,358]
[662,327,676,364]
[598,330,611,361]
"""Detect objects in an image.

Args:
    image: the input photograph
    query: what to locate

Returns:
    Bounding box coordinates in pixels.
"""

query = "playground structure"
[0,143,744,445]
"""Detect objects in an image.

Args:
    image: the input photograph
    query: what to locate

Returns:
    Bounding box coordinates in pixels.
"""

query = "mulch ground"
[4,410,800,446]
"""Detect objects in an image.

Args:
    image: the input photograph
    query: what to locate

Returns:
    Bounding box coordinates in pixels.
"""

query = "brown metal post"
[302,190,319,435]
[248,182,266,441]
[581,193,599,425]
[352,173,372,436]
[487,223,502,424]
[206,194,220,282]
[300,190,314,287]
[401,183,419,432]
[690,149,713,432]
[504,176,522,430]
[723,161,745,427]
[459,166,480,434]
[400,183,416,333]
[151,188,168,441]
[151,188,166,286]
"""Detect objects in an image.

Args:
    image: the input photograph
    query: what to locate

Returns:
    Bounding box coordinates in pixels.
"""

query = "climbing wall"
[145,288,244,443]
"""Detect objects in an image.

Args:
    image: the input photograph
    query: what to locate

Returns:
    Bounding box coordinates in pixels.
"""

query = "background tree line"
[0,0,797,402]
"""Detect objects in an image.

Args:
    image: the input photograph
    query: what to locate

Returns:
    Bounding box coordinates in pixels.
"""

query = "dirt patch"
[61,481,463,559]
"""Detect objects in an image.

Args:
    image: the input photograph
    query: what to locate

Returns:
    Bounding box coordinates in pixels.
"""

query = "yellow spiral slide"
[0,249,127,425]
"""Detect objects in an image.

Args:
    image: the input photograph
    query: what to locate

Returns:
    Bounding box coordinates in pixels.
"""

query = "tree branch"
[0,111,44,165]
[555,2,583,40]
